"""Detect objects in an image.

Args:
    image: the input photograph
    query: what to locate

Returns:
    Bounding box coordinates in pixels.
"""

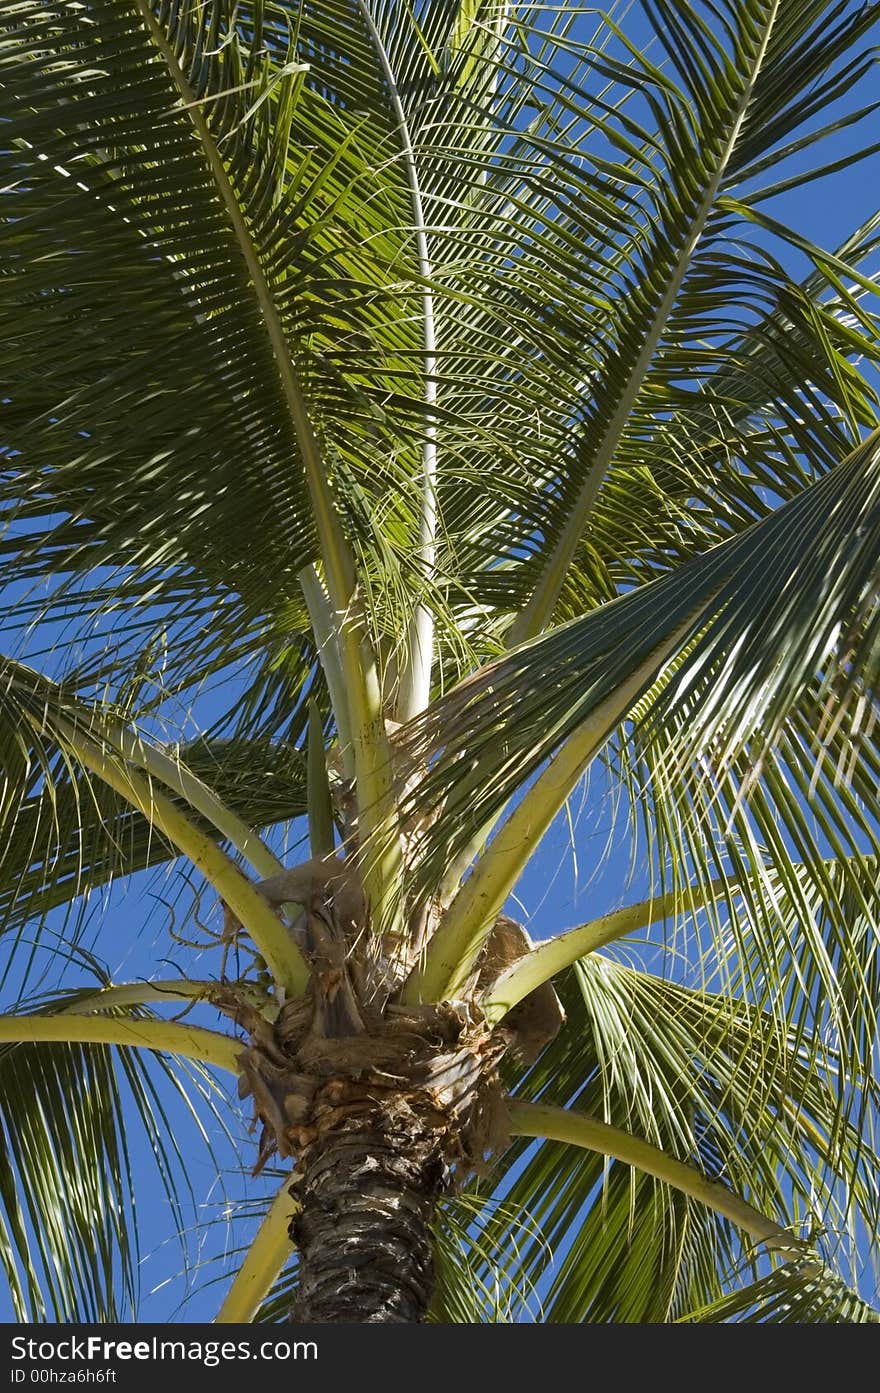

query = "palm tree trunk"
[241,984,509,1322]
[290,1110,443,1322]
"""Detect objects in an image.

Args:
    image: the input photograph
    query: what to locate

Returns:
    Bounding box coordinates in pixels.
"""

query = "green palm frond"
[0,654,308,989]
[567,959,879,1242]
[680,1263,880,1322]
[483,853,880,1098]
[428,1192,548,1324]
[6,3,878,689]
[460,1133,739,1322]
[399,426,878,894]
[2,0,403,719]
[622,755,880,1062]
[0,1030,229,1322]
[0,727,306,954]
[425,0,880,643]
[462,960,879,1321]
[1,1,319,605]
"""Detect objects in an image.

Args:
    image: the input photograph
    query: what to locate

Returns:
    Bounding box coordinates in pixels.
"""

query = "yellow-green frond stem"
[100,723,285,881]
[508,2,781,644]
[132,0,352,615]
[307,697,336,859]
[44,716,309,998]
[481,853,867,1025]
[215,1176,297,1323]
[133,1,403,934]
[56,980,273,1019]
[508,1099,813,1262]
[0,1013,240,1075]
[403,634,689,1004]
[299,565,354,778]
[482,882,734,1023]
[342,616,405,940]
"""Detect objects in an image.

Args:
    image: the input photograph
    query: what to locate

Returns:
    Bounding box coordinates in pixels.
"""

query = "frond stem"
[355,2,439,722]
[508,1099,814,1261]
[215,1175,296,1323]
[0,1013,240,1074]
[42,714,309,997]
[402,625,690,1002]
[482,882,727,1022]
[133,1,402,930]
[509,1,781,644]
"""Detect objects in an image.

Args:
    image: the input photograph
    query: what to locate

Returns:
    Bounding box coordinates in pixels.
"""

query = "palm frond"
[428,1192,547,1323]
[4,3,879,696]
[0,1030,230,1322]
[399,427,878,897]
[421,0,880,647]
[483,852,880,1098]
[0,654,308,990]
[460,959,879,1321]
[680,1262,880,1322]
[3,0,879,1326]
[1,1,318,614]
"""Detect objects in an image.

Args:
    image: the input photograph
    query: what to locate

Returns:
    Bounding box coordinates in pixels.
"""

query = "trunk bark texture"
[238,995,511,1323]
[231,857,560,1323]
[290,1110,443,1322]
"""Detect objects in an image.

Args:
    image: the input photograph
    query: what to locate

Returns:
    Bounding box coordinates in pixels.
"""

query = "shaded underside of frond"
[459,962,879,1321]
[0,1025,230,1322]
[3,2,879,691]
[399,426,879,883]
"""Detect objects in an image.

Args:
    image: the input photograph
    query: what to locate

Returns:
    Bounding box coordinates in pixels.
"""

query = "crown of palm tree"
[0,0,878,1323]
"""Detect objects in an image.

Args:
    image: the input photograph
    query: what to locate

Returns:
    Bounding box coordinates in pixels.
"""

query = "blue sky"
[1,0,879,1324]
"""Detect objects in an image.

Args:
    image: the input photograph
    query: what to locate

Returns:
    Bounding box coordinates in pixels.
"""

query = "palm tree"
[1,0,879,1325]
